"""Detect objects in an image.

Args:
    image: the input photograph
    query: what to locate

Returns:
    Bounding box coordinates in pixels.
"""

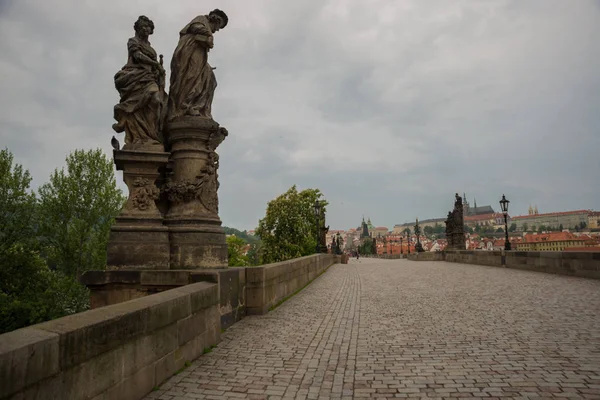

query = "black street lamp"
[499,194,511,251]
[313,200,321,253]
[406,229,410,254]
[400,236,403,255]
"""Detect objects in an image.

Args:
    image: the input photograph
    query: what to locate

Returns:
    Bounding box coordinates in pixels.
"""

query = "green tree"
[223,226,261,245]
[523,223,529,232]
[37,149,126,278]
[559,224,564,231]
[496,227,504,233]
[423,226,434,237]
[246,243,262,266]
[0,148,38,248]
[509,223,517,232]
[0,244,90,334]
[255,185,326,264]
[226,235,248,266]
[358,237,374,255]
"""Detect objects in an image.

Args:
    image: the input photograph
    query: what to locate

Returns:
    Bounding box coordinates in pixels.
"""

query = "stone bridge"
[148,258,600,399]
[2,255,600,399]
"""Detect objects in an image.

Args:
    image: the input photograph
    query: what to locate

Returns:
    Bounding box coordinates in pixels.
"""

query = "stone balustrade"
[0,282,220,400]
[443,250,600,279]
[246,254,337,315]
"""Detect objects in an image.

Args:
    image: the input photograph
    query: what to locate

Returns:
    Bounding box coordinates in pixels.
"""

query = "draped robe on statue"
[113,36,162,144]
[167,15,217,121]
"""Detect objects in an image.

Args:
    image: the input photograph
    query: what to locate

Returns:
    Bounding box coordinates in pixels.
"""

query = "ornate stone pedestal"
[107,146,170,269]
[163,117,228,269]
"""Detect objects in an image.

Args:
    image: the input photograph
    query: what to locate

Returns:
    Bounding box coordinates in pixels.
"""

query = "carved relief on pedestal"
[162,150,220,214]
[131,177,160,211]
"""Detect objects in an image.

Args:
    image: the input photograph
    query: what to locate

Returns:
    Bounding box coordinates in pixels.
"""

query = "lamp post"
[313,200,321,253]
[336,232,342,255]
[406,229,410,254]
[499,194,511,251]
[400,236,403,255]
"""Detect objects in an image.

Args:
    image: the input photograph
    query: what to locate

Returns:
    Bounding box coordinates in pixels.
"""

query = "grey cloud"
[1,0,599,231]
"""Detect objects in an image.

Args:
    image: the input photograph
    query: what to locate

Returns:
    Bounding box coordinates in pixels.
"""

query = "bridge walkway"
[146,258,600,399]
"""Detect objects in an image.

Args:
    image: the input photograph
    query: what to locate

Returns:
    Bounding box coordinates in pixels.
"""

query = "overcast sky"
[1,0,599,231]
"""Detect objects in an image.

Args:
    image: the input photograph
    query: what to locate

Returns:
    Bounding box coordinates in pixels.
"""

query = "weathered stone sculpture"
[414,218,425,253]
[113,16,167,148]
[319,225,330,254]
[106,16,171,269]
[163,9,230,268]
[445,193,466,250]
[83,11,233,309]
[167,9,227,121]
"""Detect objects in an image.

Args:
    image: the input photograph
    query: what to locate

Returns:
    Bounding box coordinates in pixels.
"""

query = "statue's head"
[208,9,228,32]
[134,15,155,38]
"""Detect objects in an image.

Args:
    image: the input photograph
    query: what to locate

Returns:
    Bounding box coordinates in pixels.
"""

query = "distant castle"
[462,193,495,216]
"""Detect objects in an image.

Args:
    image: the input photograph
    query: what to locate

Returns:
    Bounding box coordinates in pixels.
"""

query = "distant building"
[511,210,591,231]
[463,194,495,216]
[589,212,600,229]
[515,232,586,251]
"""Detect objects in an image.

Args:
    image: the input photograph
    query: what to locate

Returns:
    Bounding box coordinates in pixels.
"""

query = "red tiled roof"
[464,213,504,222]
[522,232,586,244]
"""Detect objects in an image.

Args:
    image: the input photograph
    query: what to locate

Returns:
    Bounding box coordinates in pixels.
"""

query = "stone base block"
[107,225,170,270]
[80,269,246,329]
[169,226,227,269]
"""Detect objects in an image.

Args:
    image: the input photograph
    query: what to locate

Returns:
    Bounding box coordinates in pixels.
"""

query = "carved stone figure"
[167,9,228,121]
[113,16,166,147]
[319,225,330,254]
[445,193,466,250]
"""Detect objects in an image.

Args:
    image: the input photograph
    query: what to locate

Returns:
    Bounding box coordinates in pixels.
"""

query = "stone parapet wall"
[406,252,445,262]
[362,254,405,259]
[81,268,245,329]
[246,254,337,315]
[0,282,220,400]
[444,250,600,279]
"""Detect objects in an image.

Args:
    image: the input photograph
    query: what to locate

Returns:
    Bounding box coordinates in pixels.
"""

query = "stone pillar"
[163,117,228,269]
[107,146,170,269]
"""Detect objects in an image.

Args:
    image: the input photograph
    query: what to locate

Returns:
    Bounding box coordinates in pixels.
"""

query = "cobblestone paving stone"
[146,258,600,399]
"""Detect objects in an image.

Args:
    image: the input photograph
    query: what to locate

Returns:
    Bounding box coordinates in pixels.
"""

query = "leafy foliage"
[0,148,124,333]
[255,185,326,264]
[0,148,38,249]
[223,226,261,245]
[358,238,374,255]
[226,235,249,266]
[37,149,125,278]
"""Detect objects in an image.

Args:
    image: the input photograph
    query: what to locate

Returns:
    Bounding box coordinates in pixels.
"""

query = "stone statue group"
[112,10,228,148]
[107,10,231,269]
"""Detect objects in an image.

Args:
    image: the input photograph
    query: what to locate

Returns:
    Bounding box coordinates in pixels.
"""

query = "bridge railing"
[0,282,220,400]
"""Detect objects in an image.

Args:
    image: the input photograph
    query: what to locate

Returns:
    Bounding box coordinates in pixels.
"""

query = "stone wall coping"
[0,281,218,399]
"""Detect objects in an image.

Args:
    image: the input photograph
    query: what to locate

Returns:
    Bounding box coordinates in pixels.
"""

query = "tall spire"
[474,198,477,209]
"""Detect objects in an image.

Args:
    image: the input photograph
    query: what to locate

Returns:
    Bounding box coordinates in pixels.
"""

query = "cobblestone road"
[147,258,600,399]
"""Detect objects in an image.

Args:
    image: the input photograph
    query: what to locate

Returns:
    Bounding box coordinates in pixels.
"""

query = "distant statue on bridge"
[445,193,466,250]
